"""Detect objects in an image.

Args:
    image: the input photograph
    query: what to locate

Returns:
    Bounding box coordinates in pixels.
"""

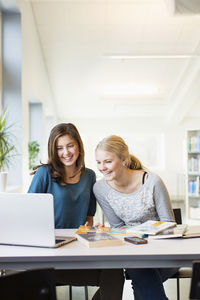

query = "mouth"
[62,155,73,162]
[102,171,112,176]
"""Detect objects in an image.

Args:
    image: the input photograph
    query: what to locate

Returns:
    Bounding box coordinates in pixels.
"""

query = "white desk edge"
[0,229,200,270]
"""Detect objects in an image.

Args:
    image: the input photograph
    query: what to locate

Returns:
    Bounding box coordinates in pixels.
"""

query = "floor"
[56,277,191,300]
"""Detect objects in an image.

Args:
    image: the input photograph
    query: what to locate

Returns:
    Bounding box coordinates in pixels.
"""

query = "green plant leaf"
[0,108,17,171]
[28,140,40,170]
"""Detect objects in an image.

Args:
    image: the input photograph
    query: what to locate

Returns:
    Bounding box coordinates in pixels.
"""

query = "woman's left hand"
[85,216,93,227]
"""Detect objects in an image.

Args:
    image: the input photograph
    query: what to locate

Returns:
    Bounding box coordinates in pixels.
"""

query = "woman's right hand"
[94,223,105,230]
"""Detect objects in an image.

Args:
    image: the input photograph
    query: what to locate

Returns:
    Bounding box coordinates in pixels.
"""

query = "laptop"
[0,193,76,248]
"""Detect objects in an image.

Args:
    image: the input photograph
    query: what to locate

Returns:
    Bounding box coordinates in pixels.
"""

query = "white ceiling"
[31,0,200,122]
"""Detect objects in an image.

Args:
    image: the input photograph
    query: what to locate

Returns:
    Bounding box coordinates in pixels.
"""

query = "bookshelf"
[187,130,200,223]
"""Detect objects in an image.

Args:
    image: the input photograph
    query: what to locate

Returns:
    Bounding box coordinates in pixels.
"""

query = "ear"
[122,158,127,167]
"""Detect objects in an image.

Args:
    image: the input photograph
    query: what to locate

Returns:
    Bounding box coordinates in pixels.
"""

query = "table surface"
[0,229,200,270]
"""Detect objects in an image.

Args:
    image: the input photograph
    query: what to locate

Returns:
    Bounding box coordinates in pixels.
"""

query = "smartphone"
[124,236,148,245]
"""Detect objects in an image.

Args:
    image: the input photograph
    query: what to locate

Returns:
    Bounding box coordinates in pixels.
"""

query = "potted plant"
[28,140,40,170]
[0,108,16,191]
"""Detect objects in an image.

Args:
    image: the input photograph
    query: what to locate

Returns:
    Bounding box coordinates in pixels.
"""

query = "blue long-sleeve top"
[28,165,96,228]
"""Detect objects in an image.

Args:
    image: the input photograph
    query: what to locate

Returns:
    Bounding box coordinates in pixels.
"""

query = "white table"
[0,229,200,270]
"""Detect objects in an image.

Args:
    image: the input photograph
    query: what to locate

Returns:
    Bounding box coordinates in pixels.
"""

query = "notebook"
[0,193,76,248]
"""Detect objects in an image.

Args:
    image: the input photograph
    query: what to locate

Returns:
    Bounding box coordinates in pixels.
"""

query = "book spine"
[75,234,90,247]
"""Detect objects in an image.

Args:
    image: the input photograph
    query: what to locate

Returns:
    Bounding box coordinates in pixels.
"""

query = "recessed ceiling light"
[103,85,159,96]
[103,54,199,59]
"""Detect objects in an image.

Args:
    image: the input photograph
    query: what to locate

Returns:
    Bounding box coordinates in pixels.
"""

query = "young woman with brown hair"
[28,124,124,300]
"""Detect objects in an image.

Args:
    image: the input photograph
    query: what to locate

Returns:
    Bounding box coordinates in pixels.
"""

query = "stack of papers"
[148,224,187,239]
[149,225,200,239]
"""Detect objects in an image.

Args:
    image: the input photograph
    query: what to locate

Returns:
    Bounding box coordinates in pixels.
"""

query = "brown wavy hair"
[96,135,144,170]
[32,123,85,185]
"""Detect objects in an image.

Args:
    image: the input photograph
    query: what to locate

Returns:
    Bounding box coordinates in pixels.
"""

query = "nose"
[63,147,69,155]
[99,163,107,171]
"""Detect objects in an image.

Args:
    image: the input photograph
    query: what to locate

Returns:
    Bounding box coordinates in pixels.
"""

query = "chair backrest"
[190,261,200,299]
[0,268,57,300]
[173,208,182,225]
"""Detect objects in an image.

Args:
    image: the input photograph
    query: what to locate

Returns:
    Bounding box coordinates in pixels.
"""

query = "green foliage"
[28,140,40,170]
[0,108,16,172]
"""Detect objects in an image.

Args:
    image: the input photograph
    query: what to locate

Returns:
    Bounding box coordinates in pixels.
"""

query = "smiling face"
[56,134,79,168]
[96,149,125,181]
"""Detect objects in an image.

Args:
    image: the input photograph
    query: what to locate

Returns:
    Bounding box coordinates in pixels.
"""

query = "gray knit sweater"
[93,172,175,228]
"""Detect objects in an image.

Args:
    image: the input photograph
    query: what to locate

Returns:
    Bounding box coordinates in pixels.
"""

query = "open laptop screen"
[0,193,76,248]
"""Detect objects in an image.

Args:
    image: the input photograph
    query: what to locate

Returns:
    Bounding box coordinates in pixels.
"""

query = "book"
[126,220,176,236]
[75,226,123,247]
[149,225,200,239]
[109,226,147,238]
[75,225,111,234]
[148,224,188,239]
[180,225,200,239]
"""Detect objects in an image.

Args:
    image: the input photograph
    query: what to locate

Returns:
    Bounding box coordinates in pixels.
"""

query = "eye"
[68,143,74,148]
[106,160,112,163]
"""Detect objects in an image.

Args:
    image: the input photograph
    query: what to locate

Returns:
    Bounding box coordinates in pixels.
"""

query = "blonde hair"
[96,135,143,170]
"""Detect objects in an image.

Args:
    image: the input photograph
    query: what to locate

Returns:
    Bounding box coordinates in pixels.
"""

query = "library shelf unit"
[187,130,200,224]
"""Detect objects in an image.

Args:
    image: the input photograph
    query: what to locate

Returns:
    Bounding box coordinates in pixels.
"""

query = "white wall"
[17,0,57,191]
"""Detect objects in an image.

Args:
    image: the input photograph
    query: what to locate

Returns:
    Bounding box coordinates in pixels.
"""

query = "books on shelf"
[126,220,176,236]
[149,225,200,239]
[188,135,200,152]
[187,131,200,222]
[75,226,123,247]
[188,156,200,173]
[188,176,200,196]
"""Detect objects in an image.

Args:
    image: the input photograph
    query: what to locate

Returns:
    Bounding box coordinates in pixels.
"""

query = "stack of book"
[75,225,123,247]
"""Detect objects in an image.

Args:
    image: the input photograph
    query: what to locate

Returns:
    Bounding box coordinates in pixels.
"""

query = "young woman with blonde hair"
[94,135,178,300]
